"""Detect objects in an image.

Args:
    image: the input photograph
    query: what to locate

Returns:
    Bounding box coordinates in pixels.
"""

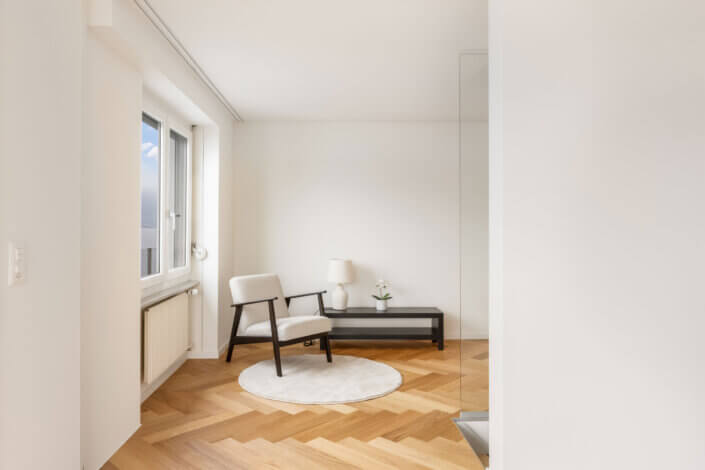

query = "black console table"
[322,307,444,350]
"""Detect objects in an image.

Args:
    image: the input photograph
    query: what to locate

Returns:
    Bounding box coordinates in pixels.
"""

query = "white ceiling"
[147,0,487,121]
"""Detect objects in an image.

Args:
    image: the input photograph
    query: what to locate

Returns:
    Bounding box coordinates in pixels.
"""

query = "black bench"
[321,307,444,350]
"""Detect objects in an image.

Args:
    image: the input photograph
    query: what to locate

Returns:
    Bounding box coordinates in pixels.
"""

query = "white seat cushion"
[244,316,332,342]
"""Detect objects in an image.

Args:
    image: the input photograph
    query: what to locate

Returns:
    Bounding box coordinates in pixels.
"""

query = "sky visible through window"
[141,117,160,277]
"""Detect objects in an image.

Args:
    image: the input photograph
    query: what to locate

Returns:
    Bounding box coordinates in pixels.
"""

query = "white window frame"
[141,98,192,290]
[165,121,193,279]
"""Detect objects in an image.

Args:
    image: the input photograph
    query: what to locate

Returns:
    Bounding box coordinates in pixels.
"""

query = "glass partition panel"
[459,52,489,416]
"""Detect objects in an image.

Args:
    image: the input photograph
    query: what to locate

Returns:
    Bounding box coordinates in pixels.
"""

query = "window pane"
[141,114,160,278]
[170,130,188,269]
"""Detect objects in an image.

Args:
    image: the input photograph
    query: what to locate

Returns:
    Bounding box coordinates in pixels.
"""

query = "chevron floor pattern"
[104,339,488,469]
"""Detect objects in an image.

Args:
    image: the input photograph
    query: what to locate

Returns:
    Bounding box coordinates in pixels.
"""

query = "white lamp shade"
[328,259,354,284]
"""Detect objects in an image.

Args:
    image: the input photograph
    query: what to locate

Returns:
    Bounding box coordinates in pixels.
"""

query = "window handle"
[169,210,182,231]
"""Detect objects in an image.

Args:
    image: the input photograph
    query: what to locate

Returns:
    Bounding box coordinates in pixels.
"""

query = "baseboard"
[140,351,189,402]
[212,337,487,358]
[446,334,489,340]
[187,349,220,359]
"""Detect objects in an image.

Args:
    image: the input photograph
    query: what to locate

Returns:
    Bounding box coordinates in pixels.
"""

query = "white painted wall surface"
[492,0,705,468]
[0,1,83,468]
[80,0,236,466]
[92,0,235,361]
[1,1,234,468]
[218,131,235,352]
[80,32,142,470]
[232,121,488,339]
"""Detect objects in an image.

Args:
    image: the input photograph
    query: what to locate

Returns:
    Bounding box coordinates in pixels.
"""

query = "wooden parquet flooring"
[104,340,488,469]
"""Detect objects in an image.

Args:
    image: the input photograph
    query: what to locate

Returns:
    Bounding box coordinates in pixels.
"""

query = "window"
[141,114,161,278]
[140,110,192,285]
[169,130,188,269]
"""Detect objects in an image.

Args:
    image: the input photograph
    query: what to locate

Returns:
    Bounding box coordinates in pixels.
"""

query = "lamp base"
[331,284,348,310]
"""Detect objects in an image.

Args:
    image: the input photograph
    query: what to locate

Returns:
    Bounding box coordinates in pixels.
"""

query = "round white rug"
[238,354,402,404]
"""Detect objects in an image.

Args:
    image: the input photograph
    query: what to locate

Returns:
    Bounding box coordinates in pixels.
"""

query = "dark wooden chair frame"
[225,290,332,377]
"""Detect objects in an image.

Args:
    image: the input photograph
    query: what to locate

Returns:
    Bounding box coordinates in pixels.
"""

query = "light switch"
[8,242,26,286]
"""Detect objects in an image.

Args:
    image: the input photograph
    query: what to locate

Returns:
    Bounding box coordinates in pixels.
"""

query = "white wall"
[232,121,488,339]
[218,129,235,352]
[80,32,142,470]
[81,0,236,467]
[91,0,235,361]
[0,1,83,468]
[491,0,705,468]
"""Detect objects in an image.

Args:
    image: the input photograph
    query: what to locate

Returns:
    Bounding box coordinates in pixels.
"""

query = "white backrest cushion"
[229,274,290,334]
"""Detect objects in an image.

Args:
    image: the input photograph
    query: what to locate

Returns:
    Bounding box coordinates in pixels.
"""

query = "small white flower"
[372,280,392,301]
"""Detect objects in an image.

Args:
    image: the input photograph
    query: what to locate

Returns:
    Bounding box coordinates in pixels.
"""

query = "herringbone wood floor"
[104,340,488,469]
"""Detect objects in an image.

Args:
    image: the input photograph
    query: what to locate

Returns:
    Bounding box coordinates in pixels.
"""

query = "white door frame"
[487,0,504,467]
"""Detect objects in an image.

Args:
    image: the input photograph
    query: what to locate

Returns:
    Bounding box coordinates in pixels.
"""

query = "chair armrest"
[285,290,327,302]
[231,296,278,308]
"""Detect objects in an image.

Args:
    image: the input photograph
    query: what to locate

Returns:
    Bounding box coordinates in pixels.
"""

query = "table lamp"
[328,259,354,310]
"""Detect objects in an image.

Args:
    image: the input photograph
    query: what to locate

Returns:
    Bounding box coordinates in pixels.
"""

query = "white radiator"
[143,293,190,384]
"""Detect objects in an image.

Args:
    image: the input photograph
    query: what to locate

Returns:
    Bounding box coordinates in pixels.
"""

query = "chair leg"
[226,342,235,362]
[226,305,243,363]
[323,336,332,363]
[272,341,283,377]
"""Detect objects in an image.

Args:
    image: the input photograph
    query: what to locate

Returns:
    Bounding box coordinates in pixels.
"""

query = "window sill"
[141,279,199,311]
